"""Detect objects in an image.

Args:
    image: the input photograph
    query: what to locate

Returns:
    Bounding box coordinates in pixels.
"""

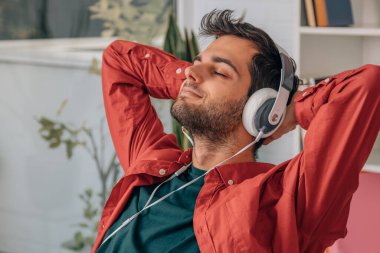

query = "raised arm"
[290,65,380,249]
[102,40,192,174]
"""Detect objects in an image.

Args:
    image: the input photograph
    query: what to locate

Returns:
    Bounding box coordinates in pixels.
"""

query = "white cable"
[100,130,264,246]
[101,163,192,245]
[143,163,191,209]
[181,126,194,146]
[101,164,191,245]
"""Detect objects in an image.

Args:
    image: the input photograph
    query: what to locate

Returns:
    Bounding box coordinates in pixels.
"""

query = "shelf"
[300,26,380,37]
[363,150,380,174]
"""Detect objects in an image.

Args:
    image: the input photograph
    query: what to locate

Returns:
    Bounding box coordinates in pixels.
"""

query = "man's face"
[171,35,256,143]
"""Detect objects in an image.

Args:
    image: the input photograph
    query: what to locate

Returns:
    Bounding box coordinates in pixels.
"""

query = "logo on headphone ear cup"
[242,88,285,138]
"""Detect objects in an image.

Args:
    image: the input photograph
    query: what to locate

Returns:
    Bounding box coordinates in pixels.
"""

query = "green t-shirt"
[96,165,205,253]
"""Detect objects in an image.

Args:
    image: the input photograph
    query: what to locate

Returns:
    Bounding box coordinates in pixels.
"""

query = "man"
[92,10,380,253]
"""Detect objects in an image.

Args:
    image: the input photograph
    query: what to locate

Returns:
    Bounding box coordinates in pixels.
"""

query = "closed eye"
[214,71,227,78]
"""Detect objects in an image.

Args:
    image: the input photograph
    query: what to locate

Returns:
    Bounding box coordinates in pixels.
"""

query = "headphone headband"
[266,45,295,125]
[276,44,295,91]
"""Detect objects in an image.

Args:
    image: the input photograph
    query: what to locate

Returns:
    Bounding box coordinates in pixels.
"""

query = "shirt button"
[144,53,150,58]
[176,68,182,74]
[302,91,309,97]
[324,77,330,83]
[102,223,105,229]
[159,168,166,175]
[228,179,234,185]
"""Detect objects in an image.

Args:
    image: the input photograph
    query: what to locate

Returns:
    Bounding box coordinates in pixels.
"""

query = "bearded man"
[92,9,380,253]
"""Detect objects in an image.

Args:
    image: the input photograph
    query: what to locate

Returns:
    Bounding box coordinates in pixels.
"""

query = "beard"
[171,89,247,144]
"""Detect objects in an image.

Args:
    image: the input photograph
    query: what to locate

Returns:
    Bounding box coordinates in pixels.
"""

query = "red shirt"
[92,40,380,253]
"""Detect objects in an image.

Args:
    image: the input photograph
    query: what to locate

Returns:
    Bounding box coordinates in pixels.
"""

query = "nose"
[185,65,204,84]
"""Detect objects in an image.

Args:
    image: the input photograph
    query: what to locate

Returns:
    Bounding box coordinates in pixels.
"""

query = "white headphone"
[242,44,295,138]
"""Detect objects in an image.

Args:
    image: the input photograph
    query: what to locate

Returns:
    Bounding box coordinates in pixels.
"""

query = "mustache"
[183,80,197,89]
[182,80,204,95]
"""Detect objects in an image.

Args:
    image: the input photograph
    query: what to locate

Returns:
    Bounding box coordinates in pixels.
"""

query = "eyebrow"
[193,55,240,76]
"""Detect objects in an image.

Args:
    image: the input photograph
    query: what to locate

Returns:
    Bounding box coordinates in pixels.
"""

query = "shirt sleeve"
[102,40,192,174]
[291,64,380,245]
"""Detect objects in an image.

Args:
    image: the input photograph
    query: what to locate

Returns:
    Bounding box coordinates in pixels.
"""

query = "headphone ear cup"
[242,88,279,137]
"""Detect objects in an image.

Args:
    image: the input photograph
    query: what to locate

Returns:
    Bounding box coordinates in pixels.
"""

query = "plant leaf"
[61,231,85,250]
[78,223,89,228]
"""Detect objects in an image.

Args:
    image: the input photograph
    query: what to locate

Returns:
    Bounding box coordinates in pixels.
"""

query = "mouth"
[180,87,203,99]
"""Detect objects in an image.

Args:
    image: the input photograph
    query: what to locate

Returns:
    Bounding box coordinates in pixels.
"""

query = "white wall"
[0,38,173,253]
[0,46,104,252]
[0,66,94,252]
[178,0,297,53]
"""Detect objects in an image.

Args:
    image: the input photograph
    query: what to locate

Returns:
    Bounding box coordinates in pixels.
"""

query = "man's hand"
[263,91,301,145]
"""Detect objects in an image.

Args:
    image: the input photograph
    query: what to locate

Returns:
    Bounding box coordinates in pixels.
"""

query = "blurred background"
[0,0,379,252]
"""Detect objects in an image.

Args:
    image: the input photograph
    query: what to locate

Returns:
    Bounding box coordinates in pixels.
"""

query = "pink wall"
[329,172,380,253]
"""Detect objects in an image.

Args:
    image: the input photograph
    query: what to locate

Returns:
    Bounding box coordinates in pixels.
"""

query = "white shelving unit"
[299,26,380,36]
[297,0,380,173]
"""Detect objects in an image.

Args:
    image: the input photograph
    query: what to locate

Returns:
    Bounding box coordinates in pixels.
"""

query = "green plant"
[89,0,173,44]
[36,100,121,250]
[61,189,99,250]
[163,12,200,150]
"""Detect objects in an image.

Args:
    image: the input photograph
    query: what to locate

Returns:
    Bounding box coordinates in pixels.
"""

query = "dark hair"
[199,9,300,156]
